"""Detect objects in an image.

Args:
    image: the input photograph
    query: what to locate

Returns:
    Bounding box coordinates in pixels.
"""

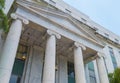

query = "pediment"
[17,0,105,46]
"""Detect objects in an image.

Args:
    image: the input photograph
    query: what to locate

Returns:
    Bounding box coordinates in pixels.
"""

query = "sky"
[63,0,120,36]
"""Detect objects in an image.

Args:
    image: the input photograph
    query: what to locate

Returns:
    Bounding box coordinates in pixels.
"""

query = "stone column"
[0,19,22,83]
[42,30,61,83]
[96,52,109,83]
[74,42,86,83]
[0,13,29,83]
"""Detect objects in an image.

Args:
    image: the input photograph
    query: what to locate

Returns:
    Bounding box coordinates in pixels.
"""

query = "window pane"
[68,62,75,83]
[9,75,18,83]
[9,75,21,83]
[88,62,96,83]
[12,59,25,76]
[113,62,117,69]
[10,44,28,83]
[108,47,117,69]
[90,76,96,83]
[89,70,95,76]
[88,62,94,70]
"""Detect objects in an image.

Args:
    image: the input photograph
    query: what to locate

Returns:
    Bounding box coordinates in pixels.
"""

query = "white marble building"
[0,0,120,83]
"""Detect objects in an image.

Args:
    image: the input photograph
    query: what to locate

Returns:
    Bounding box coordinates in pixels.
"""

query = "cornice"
[95,32,120,49]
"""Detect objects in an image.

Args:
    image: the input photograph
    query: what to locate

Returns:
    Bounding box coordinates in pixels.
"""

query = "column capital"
[47,30,61,39]
[74,42,86,50]
[97,52,106,58]
[11,13,29,24]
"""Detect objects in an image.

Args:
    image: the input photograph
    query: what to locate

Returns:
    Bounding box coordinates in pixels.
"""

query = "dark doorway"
[68,62,75,83]
[9,44,28,83]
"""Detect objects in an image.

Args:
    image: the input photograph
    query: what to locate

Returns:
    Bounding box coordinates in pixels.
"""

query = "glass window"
[88,62,96,83]
[10,75,18,83]
[65,9,71,14]
[104,33,109,38]
[90,76,96,83]
[119,51,120,55]
[9,44,28,83]
[49,0,56,4]
[89,69,95,76]
[108,47,117,69]
[68,62,75,83]
[115,39,119,43]
[81,18,87,22]
[113,62,117,69]
[88,62,94,70]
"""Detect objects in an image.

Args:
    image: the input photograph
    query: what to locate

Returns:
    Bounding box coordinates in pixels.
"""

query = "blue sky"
[63,0,120,36]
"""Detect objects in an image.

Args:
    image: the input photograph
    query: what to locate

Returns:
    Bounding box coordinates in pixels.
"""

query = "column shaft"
[74,47,86,83]
[96,57,109,83]
[0,19,22,83]
[42,35,56,83]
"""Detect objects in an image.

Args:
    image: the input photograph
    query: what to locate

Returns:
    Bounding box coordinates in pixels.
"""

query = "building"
[0,0,120,83]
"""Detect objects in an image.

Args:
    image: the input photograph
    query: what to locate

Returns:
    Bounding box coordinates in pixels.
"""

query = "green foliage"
[0,0,5,8]
[108,68,120,83]
[0,0,9,32]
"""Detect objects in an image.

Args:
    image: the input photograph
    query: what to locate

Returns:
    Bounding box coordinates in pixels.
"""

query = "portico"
[0,0,109,83]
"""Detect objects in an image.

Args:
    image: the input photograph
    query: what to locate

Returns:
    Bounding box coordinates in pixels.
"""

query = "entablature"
[15,0,105,52]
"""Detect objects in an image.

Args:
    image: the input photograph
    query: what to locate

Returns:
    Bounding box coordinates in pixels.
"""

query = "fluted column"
[74,42,86,83]
[0,13,29,83]
[96,52,109,83]
[42,30,61,83]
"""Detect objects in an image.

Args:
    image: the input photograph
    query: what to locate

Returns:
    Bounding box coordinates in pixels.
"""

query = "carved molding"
[97,52,106,58]
[11,13,29,24]
[16,1,105,48]
[47,30,61,39]
[74,42,86,50]
[15,1,105,53]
